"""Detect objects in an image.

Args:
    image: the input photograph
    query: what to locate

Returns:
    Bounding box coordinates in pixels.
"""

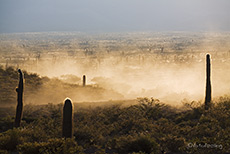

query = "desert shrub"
[83,144,106,154]
[0,116,14,133]
[20,117,62,142]
[115,135,159,154]
[138,98,178,121]
[0,128,22,151]
[17,138,84,154]
[160,135,185,153]
[0,150,8,154]
[74,126,95,147]
[210,96,230,129]
[131,152,147,154]
[176,102,203,124]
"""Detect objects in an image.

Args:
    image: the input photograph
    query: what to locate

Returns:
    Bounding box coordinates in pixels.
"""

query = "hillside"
[0,66,230,154]
[0,66,124,107]
[0,96,230,154]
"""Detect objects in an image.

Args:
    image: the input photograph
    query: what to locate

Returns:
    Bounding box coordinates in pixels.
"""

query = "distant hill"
[0,65,124,107]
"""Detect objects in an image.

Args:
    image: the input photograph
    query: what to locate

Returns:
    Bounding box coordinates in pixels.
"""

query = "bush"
[160,135,185,153]
[116,135,159,154]
[0,128,22,151]
[0,150,8,154]
[17,138,84,154]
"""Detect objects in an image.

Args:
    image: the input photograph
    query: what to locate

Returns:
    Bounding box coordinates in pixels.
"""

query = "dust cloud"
[1,32,230,106]
[24,52,230,105]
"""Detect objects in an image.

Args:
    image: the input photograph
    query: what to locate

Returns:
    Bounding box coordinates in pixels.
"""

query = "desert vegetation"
[0,32,230,153]
[0,64,229,153]
[0,95,229,153]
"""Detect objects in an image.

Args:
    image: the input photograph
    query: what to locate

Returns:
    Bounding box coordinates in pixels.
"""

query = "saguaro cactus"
[205,54,212,110]
[62,98,73,138]
[83,75,86,87]
[15,69,24,128]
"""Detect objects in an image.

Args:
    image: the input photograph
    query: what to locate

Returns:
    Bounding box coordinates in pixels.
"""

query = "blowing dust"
[1,32,230,106]
[23,53,230,106]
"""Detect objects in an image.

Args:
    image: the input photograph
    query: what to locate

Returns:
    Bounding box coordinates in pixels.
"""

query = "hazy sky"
[0,0,229,33]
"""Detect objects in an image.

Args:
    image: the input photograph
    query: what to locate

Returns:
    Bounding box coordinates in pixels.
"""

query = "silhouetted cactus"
[62,98,73,138]
[15,69,24,128]
[83,75,86,87]
[205,54,212,110]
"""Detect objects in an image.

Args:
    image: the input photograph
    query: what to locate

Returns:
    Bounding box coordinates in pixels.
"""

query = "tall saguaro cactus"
[83,75,86,87]
[62,98,73,138]
[15,69,24,128]
[205,54,212,110]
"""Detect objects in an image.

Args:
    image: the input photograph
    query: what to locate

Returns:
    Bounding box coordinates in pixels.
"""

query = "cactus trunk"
[83,75,86,87]
[205,54,211,110]
[15,69,24,128]
[62,98,73,138]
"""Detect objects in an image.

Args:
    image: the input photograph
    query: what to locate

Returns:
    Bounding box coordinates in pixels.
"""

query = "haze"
[0,1,230,105]
[0,0,230,33]
[1,32,230,105]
